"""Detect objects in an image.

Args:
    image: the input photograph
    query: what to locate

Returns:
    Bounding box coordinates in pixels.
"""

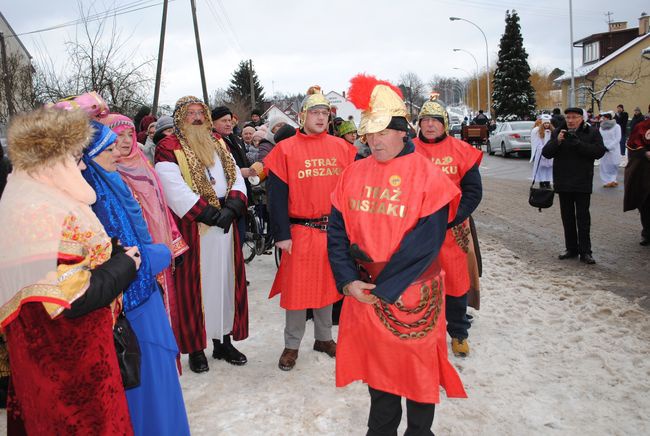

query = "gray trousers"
[284,305,333,349]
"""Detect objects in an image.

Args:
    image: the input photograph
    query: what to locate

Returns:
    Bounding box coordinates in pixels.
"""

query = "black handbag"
[529,155,554,211]
[113,311,141,389]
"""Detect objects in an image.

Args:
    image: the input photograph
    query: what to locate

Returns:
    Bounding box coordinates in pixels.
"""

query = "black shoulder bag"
[528,155,554,212]
[113,310,141,389]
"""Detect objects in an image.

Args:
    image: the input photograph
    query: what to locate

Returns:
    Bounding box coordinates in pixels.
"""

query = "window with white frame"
[583,42,600,63]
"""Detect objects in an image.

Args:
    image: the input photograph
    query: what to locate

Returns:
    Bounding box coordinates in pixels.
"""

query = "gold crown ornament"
[418,93,449,132]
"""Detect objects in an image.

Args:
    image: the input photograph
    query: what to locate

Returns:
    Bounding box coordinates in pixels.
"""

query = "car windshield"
[509,121,535,131]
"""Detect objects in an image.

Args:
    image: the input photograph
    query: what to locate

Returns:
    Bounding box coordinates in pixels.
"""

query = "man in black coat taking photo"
[542,107,607,264]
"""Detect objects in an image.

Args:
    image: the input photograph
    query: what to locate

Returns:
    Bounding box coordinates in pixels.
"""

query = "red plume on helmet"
[347,74,404,110]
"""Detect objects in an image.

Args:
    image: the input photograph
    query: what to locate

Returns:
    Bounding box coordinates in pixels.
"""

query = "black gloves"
[195,199,247,233]
[215,197,246,233]
[215,207,237,233]
[195,205,222,226]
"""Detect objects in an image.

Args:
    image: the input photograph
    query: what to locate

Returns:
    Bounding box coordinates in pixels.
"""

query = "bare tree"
[398,72,427,119]
[34,2,154,116]
[578,78,636,112]
[428,75,466,106]
[577,60,649,111]
[0,51,36,123]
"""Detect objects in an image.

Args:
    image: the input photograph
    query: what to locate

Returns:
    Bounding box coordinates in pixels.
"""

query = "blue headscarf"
[83,121,170,311]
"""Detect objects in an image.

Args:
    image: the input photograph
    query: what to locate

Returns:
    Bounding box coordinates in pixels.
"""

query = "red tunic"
[331,151,466,403]
[264,130,356,310]
[414,136,483,297]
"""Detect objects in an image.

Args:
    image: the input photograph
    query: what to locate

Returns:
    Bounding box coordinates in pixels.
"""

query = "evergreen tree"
[491,10,536,119]
[227,60,265,113]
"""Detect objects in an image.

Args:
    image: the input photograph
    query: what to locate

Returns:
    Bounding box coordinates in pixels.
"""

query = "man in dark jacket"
[472,110,489,125]
[542,107,607,264]
[615,104,629,157]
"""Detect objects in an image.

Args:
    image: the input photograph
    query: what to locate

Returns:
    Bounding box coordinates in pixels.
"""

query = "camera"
[564,131,578,141]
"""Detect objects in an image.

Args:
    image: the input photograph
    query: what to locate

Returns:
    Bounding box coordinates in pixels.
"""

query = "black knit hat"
[251,109,262,117]
[211,106,232,121]
[386,116,409,132]
[564,107,583,116]
[273,124,296,144]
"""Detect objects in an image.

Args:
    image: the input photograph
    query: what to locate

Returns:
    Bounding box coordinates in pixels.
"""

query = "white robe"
[155,152,246,340]
[530,127,553,183]
[599,124,621,184]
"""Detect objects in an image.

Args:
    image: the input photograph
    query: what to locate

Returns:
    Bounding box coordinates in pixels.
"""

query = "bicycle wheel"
[274,245,282,269]
[242,210,259,264]
[254,214,266,256]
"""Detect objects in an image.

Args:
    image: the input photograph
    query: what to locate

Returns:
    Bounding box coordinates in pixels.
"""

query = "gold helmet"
[418,93,449,132]
[299,85,331,127]
[347,74,409,136]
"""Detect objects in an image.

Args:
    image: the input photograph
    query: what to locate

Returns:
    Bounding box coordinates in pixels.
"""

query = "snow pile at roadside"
[1,236,648,435]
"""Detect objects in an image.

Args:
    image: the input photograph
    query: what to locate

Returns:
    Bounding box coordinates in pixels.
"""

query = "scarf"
[81,133,159,311]
[101,114,180,254]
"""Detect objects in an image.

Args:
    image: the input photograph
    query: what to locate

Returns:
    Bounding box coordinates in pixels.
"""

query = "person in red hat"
[328,74,466,435]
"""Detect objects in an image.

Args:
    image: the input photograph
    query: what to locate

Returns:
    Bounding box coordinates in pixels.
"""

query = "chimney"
[608,21,628,32]
[640,12,649,35]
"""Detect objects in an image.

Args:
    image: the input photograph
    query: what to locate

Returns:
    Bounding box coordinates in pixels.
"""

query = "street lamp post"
[453,67,476,110]
[450,16,491,116]
[453,48,480,110]
[568,0,576,106]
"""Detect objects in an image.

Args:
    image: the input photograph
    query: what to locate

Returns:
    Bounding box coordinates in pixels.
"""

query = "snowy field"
[2,234,649,435]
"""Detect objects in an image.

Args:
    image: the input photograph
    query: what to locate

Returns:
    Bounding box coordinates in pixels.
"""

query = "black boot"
[188,350,209,373]
[212,335,247,366]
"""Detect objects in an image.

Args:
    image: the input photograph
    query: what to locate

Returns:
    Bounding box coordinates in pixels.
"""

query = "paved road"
[475,152,650,310]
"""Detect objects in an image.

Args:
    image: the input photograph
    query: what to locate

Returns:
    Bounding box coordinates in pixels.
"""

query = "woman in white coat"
[530,114,554,188]
[599,111,621,187]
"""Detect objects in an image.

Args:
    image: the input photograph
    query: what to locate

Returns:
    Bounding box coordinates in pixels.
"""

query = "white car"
[487,121,535,157]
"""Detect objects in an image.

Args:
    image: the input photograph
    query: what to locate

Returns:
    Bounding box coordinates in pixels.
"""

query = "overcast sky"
[2,0,647,107]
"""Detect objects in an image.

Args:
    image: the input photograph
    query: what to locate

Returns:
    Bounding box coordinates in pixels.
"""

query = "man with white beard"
[155,96,249,373]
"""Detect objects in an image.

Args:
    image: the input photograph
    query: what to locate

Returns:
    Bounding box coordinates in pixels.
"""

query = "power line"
[204,0,243,55]
[8,0,175,38]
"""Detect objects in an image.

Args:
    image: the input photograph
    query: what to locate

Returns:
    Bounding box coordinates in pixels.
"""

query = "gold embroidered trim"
[58,240,86,258]
[451,220,471,253]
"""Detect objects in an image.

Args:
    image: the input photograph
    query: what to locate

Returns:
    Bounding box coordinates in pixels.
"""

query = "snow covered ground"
[2,234,649,435]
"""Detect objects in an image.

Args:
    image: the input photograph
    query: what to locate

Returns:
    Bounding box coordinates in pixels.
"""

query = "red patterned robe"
[5,214,133,435]
[155,134,248,354]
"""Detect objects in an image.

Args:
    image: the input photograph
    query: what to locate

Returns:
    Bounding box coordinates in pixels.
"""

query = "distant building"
[325,91,361,125]
[555,13,650,112]
[0,11,34,127]
[262,104,299,128]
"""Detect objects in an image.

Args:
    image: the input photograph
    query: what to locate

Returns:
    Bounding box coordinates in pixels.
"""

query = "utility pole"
[190,0,209,104]
[152,0,169,116]
[569,0,576,107]
[0,32,16,117]
[249,59,255,110]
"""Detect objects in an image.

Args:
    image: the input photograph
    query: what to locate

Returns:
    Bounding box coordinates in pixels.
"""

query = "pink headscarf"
[100,113,187,258]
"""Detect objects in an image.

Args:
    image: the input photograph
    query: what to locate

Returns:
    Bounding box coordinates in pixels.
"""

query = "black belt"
[289,216,329,231]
